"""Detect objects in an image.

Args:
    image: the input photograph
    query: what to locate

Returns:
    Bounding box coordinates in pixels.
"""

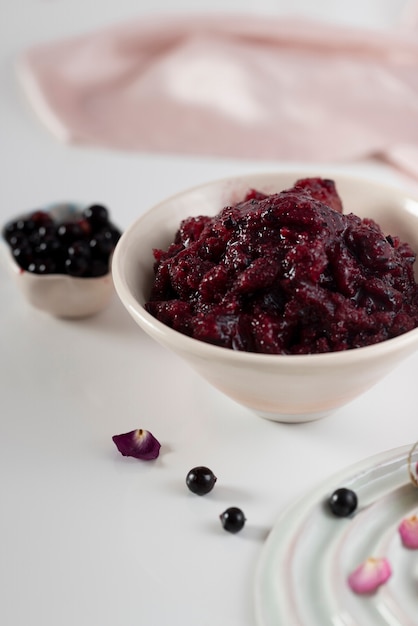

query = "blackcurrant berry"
[57,221,84,243]
[186,466,217,495]
[3,217,29,242]
[220,507,246,533]
[83,204,109,226]
[12,243,34,269]
[27,258,57,274]
[30,210,53,227]
[328,487,358,517]
[107,224,122,245]
[67,240,91,259]
[37,223,56,239]
[2,220,19,243]
[36,236,62,258]
[89,231,115,257]
[65,255,89,277]
[8,232,26,248]
[87,258,109,277]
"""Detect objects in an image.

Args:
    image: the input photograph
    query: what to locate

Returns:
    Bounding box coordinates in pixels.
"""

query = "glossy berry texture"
[328,487,358,517]
[146,177,418,354]
[2,204,121,277]
[186,466,217,495]
[220,507,246,533]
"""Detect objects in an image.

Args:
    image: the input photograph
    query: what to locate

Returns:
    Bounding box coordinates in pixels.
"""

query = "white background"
[1,1,417,625]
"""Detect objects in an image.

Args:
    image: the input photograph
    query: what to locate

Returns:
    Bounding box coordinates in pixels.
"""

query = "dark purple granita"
[145,178,418,355]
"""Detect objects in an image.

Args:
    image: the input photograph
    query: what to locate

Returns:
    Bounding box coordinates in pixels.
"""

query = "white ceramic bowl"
[2,202,115,319]
[4,253,114,318]
[112,171,418,422]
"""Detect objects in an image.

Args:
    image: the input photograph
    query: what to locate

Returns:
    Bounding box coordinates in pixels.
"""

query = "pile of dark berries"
[2,204,121,277]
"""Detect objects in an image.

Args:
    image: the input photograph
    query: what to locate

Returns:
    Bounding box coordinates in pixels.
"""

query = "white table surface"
[1,2,417,625]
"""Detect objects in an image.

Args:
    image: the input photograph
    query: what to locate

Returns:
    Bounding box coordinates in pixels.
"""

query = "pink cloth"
[17,13,418,176]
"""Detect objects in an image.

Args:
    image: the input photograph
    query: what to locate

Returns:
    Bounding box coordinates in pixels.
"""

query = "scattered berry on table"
[186,466,217,495]
[219,507,246,533]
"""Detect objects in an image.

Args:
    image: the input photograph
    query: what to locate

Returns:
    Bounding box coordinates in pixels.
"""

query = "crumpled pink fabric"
[17,12,418,177]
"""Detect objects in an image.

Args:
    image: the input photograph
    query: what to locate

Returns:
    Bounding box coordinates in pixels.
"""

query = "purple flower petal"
[399,515,418,549]
[348,557,391,595]
[112,429,161,460]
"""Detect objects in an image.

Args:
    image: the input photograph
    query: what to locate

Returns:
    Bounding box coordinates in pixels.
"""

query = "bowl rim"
[112,169,418,365]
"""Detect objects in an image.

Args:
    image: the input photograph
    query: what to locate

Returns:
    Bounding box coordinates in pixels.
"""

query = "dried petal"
[399,515,418,549]
[348,557,391,595]
[112,429,161,460]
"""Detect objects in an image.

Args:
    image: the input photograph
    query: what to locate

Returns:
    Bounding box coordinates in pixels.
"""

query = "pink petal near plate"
[398,515,418,549]
[348,557,392,595]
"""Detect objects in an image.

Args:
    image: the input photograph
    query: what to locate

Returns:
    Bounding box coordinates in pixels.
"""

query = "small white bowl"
[5,253,114,318]
[3,202,115,319]
[112,171,418,422]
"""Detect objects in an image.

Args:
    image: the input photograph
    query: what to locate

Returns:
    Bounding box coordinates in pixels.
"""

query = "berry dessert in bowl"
[112,171,418,422]
[2,202,121,318]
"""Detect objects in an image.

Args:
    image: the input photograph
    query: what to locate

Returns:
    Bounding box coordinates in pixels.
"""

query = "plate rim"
[254,442,418,626]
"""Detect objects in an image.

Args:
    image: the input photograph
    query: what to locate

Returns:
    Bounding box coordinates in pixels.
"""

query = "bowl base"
[255,408,334,423]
